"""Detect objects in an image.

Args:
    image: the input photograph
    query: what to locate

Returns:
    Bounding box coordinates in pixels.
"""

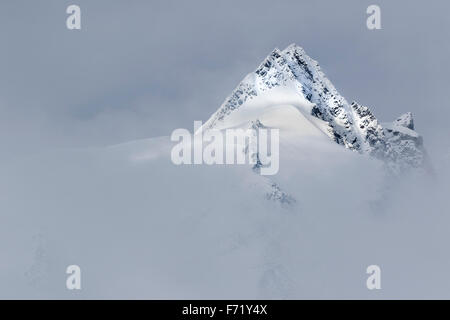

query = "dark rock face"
[350,102,427,172]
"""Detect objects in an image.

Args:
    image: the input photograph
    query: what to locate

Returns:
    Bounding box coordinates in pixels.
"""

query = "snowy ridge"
[201,44,428,173]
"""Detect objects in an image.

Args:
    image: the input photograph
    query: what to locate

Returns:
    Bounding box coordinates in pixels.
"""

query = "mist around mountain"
[1,45,449,299]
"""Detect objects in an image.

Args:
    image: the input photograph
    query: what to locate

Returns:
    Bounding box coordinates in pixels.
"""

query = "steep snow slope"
[201,44,428,173]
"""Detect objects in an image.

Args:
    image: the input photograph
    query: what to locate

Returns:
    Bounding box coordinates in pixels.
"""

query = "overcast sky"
[1,0,450,299]
[1,0,449,159]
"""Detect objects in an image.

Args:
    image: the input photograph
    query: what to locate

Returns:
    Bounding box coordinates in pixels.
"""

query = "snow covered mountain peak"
[201,44,428,173]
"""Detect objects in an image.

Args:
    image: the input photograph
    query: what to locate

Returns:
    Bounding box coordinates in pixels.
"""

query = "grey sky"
[2,0,450,299]
[1,0,449,158]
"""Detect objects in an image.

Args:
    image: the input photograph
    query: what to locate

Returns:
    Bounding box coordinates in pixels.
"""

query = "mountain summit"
[201,44,428,173]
